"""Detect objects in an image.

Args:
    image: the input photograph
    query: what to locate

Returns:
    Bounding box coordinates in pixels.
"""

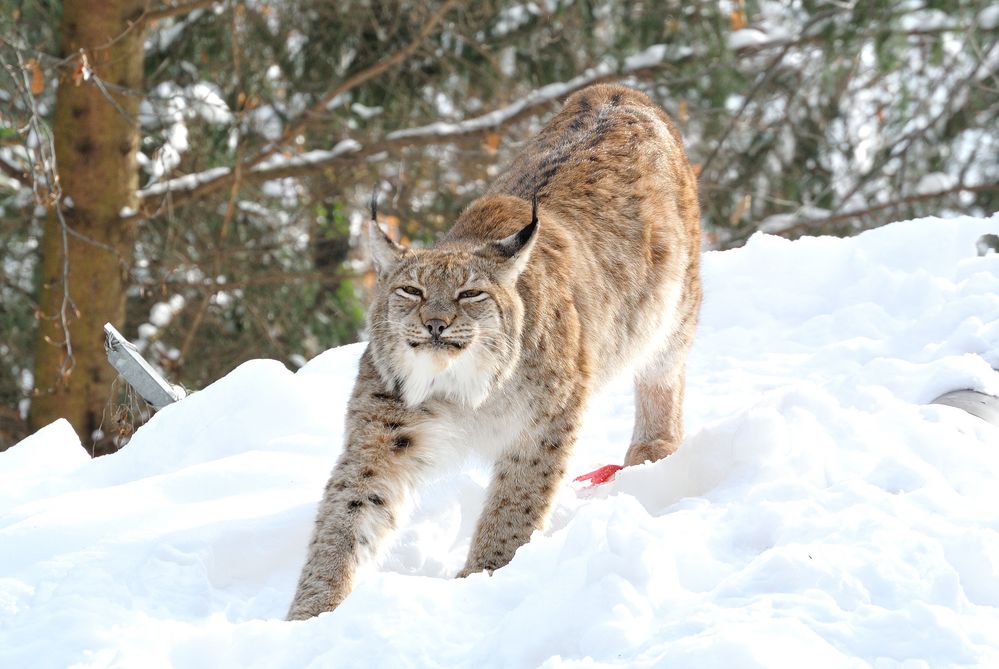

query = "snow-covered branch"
[129,42,695,220]
[750,183,999,244]
[143,0,223,24]
[249,140,363,174]
[386,44,694,142]
[135,166,231,201]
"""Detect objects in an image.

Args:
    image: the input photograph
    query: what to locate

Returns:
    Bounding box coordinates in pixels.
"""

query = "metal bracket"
[932,389,999,426]
[977,233,999,257]
[103,322,185,409]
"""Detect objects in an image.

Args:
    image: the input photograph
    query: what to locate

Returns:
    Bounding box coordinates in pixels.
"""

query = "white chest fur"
[399,344,495,409]
[413,388,530,469]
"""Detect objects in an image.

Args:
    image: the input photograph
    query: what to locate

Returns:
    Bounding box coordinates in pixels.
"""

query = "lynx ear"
[368,220,406,278]
[489,210,539,281]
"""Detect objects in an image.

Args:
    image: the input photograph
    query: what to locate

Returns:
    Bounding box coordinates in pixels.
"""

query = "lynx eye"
[458,289,487,302]
[395,286,423,300]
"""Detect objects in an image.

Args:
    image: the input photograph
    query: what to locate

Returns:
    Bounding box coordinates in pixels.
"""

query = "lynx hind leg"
[624,342,688,468]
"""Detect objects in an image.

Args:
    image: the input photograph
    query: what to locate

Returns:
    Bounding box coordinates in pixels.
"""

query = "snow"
[900,9,952,32]
[140,82,233,180]
[981,5,999,30]
[137,166,232,200]
[623,44,694,70]
[916,171,957,195]
[248,105,284,141]
[146,9,211,53]
[493,3,540,37]
[3,215,999,667]
[758,205,831,234]
[728,28,771,51]
[147,295,187,330]
[148,302,173,328]
[350,103,384,120]
[250,139,362,173]
[187,83,233,125]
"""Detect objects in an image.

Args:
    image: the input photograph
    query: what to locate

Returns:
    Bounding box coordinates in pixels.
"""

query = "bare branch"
[143,270,362,292]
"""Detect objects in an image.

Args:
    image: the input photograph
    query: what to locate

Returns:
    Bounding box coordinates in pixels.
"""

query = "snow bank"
[2,216,998,668]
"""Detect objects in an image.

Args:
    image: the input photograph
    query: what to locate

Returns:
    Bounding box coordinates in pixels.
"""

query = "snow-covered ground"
[3,216,999,668]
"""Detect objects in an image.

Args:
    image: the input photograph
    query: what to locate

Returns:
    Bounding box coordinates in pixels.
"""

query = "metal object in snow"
[932,389,999,426]
[976,234,999,257]
[103,322,185,409]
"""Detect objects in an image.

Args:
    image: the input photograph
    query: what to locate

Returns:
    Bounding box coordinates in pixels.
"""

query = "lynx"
[287,84,701,619]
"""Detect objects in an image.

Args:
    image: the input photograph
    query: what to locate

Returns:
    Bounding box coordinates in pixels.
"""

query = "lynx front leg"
[458,440,570,576]
[287,394,428,619]
[286,461,399,619]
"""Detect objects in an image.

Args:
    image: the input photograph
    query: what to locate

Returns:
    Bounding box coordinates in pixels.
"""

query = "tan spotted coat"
[287,84,701,620]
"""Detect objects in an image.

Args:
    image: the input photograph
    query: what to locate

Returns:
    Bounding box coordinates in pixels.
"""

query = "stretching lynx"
[287,84,701,619]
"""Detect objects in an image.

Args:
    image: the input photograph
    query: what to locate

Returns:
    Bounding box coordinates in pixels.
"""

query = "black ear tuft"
[474,196,541,280]
[370,187,379,222]
[368,216,406,277]
[495,220,537,259]
[514,220,538,255]
[492,193,540,259]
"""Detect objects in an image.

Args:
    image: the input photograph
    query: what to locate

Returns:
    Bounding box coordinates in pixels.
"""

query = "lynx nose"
[425,319,447,338]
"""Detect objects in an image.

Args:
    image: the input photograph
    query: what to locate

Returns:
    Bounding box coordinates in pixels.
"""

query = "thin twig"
[176,293,211,366]
[244,0,461,171]
[6,48,77,379]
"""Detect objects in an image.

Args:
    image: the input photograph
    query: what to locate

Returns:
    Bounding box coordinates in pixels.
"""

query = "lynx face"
[366,220,536,408]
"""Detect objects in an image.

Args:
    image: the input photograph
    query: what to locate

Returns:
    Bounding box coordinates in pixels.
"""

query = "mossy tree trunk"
[29,0,145,455]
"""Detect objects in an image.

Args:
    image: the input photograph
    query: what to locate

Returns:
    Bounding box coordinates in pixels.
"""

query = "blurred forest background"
[1,0,997,453]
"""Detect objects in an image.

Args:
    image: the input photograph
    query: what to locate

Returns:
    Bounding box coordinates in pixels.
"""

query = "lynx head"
[365,201,538,409]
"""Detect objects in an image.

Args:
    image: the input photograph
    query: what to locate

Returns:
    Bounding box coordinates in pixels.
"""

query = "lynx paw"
[457,561,499,578]
[623,439,678,467]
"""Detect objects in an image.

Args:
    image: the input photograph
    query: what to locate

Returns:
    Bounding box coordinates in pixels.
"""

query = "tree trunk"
[29,0,145,455]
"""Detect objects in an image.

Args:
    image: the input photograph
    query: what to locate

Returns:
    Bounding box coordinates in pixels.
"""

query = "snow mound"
[3,215,999,668]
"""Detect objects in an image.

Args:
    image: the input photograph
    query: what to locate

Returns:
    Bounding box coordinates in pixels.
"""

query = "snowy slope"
[2,216,999,669]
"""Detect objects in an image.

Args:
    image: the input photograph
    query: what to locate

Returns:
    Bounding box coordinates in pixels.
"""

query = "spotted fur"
[287,84,701,620]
